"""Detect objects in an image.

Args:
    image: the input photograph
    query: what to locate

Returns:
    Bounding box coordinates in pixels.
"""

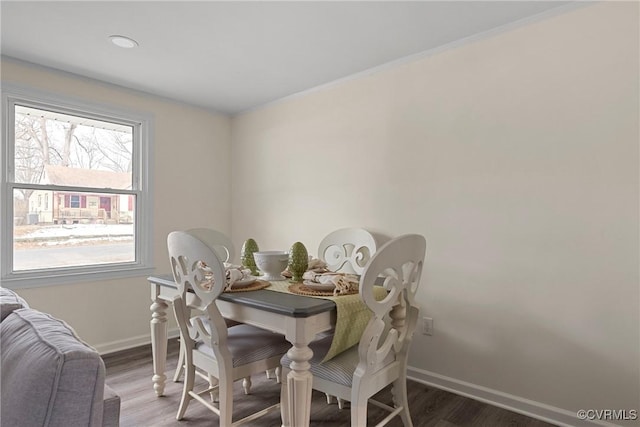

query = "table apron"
[215,299,334,339]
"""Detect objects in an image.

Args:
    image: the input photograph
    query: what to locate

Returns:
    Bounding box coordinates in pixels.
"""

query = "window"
[69,195,81,209]
[1,84,153,288]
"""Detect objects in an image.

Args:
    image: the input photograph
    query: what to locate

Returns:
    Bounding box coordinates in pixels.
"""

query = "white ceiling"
[1,1,572,115]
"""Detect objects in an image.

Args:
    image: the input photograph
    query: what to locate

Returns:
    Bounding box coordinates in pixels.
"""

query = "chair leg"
[275,366,281,383]
[242,376,252,395]
[176,361,195,420]
[337,398,346,410]
[350,394,368,427]
[267,367,283,383]
[325,394,345,409]
[393,377,413,427]
[173,337,185,382]
[208,374,219,402]
[218,376,234,427]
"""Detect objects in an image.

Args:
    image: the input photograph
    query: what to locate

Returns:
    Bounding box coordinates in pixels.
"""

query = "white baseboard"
[95,328,180,355]
[407,367,621,427]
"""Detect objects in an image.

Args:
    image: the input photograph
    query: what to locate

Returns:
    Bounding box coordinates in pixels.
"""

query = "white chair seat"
[281,335,394,388]
[196,324,291,368]
[192,316,244,334]
[281,335,355,387]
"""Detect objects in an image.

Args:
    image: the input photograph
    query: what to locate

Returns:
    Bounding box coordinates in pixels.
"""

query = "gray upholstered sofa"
[0,287,120,427]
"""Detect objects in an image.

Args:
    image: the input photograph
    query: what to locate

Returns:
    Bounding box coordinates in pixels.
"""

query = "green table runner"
[265,280,386,362]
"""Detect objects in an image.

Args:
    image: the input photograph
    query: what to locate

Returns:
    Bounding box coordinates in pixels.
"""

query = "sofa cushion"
[1,309,105,427]
[0,287,29,321]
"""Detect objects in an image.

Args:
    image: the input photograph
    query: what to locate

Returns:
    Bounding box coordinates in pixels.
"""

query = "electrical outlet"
[422,317,433,336]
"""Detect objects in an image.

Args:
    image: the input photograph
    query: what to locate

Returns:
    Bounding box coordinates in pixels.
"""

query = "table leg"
[283,342,314,427]
[150,298,168,397]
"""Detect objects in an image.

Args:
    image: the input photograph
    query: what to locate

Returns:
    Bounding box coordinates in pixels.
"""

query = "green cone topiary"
[240,238,259,275]
[288,241,308,282]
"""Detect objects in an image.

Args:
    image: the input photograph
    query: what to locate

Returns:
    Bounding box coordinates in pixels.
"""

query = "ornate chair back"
[318,227,377,274]
[355,234,425,392]
[170,228,240,383]
[185,227,235,263]
[167,231,230,350]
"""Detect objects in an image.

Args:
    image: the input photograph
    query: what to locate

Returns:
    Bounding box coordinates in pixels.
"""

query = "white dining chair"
[186,227,235,263]
[168,231,290,426]
[281,234,426,427]
[173,227,238,382]
[318,227,378,407]
[318,227,377,275]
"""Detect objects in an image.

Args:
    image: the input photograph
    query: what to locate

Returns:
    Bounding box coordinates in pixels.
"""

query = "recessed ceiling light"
[109,35,138,49]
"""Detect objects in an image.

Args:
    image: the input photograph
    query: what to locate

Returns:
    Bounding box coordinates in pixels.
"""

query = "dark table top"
[148,274,336,318]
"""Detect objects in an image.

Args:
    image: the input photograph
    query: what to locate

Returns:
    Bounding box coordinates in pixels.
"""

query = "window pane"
[13,188,136,271]
[14,105,133,188]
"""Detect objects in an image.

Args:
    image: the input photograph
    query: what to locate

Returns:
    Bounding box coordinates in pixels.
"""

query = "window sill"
[1,264,156,289]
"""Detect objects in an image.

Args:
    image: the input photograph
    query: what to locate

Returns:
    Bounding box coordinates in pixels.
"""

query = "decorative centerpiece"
[288,242,309,282]
[240,238,259,276]
[253,251,289,281]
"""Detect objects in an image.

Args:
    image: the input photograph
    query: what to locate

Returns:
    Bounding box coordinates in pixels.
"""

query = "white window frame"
[1,83,154,289]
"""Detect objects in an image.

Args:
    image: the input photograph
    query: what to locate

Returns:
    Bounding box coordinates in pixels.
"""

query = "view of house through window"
[12,105,136,271]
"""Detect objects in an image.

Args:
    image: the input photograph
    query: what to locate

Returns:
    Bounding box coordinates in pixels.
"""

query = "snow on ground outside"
[15,224,134,241]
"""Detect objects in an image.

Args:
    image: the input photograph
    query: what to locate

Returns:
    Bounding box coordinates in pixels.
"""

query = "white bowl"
[253,251,289,281]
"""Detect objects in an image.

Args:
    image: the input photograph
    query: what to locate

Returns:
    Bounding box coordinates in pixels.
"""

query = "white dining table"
[147,274,337,427]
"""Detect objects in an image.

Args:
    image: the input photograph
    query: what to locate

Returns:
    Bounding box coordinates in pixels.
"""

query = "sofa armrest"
[0,287,29,321]
[1,309,105,427]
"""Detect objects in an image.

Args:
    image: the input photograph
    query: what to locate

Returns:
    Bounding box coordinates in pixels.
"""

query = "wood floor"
[103,339,557,427]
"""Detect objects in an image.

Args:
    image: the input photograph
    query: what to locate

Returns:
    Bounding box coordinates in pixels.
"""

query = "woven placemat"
[288,283,358,297]
[225,279,271,293]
